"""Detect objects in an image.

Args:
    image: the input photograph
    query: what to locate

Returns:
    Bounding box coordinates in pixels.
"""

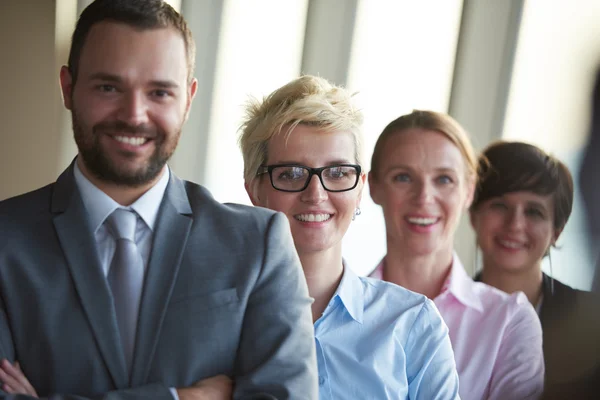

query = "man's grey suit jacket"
[0,164,318,399]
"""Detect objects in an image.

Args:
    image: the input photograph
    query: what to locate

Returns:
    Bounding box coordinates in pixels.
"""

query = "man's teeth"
[114,136,148,146]
[499,240,523,249]
[407,217,437,226]
[295,214,332,222]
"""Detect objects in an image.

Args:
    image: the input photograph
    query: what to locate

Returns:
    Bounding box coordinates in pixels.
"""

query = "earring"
[474,240,480,277]
[352,207,361,221]
[548,249,555,295]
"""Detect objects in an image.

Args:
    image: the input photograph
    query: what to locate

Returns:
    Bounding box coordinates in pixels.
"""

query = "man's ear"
[245,180,261,206]
[184,78,198,122]
[368,172,382,205]
[59,66,74,110]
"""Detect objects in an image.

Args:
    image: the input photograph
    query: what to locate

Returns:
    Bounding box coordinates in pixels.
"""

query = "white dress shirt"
[73,161,169,275]
[73,161,179,399]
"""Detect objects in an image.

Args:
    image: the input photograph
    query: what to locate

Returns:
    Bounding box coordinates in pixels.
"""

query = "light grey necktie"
[106,208,144,374]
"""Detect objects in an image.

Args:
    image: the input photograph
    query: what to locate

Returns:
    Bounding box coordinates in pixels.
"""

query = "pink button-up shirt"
[371,255,544,400]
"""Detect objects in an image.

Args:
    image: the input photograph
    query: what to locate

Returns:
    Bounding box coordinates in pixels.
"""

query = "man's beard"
[72,110,180,187]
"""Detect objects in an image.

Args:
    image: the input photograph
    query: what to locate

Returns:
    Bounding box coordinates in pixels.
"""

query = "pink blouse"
[370,254,544,400]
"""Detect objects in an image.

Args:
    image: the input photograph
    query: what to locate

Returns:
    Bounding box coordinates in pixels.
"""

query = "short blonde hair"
[239,75,364,183]
[370,110,477,180]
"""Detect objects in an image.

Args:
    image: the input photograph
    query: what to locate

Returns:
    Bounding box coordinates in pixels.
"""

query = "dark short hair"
[68,0,195,85]
[471,141,574,230]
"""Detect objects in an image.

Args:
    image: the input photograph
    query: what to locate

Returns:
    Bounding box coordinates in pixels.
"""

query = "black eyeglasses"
[258,164,362,192]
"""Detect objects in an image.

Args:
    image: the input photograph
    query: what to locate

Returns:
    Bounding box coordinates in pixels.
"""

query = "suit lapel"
[51,163,128,388]
[130,174,193,386]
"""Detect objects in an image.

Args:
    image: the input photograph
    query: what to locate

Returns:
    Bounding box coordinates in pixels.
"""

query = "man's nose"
[118,91,150,126]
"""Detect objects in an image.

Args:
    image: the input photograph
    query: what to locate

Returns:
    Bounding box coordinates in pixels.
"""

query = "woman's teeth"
[295,214,332,222]
[407,217,437,226]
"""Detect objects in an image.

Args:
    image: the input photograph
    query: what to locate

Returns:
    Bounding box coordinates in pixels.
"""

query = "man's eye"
[98,85,117,92]
[152,90,170,97]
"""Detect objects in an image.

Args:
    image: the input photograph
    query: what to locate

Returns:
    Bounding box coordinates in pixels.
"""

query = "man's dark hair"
[68,0,195,85]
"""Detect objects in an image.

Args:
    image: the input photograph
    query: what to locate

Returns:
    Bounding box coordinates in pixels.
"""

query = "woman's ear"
[355,173,367,208]
[245,180,261,206]
[368,172,382,205]
[552,227,564,246]
[464,175,476,210]
[469,209,478,230]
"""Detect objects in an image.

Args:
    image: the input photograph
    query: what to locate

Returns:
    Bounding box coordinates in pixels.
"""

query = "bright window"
[345,0,464,275]
[203,0,309,205]
[502,0,600,289]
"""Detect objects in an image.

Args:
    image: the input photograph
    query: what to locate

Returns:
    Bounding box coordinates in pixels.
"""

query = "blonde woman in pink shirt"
[368,110,544,400]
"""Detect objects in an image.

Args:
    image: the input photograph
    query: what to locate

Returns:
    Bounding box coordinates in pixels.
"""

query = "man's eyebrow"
[87,73,180,89]
[88,72,123,82]
[149,80,180,89]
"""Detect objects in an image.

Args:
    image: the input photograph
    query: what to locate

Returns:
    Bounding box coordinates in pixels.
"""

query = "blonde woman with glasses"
[239,76,459,399]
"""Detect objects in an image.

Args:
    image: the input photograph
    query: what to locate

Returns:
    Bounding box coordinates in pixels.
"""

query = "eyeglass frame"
[257,163,363,193]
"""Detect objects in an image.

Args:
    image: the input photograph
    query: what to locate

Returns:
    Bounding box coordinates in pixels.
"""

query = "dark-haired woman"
[470,140,600,398]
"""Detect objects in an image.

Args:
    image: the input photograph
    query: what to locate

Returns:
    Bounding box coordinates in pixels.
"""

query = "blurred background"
[2,0,599,289]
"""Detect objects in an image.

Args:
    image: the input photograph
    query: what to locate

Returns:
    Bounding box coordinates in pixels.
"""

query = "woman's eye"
[279,172,299,180]
[393,173,410,182]
[526,208,545,218]
[277,167,305,181]
[326,167,346,179]
[437,175,453,184]
[490,202,507,210]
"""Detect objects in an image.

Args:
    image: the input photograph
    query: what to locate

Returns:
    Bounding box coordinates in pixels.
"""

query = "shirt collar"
[442,254,484,312]
[370,259,384,280]
[370,253,484,312]
[332,262,364,324]
[73,159,170,233]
